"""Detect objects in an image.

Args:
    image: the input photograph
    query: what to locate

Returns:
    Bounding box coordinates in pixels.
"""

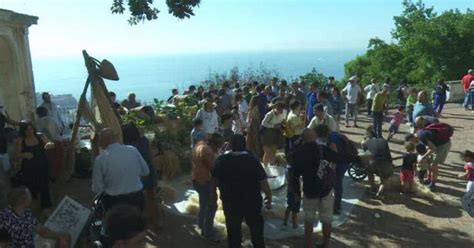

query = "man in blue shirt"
[306,82,319,122]
[92,128,150,211]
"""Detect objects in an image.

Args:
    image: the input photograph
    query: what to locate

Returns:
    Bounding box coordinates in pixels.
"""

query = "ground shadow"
[331,204,471,248]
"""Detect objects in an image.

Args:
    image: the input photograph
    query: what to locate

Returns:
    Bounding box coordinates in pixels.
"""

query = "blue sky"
[1,0,473,57]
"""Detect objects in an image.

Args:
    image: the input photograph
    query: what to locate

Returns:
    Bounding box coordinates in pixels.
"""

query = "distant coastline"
[32,49,364,103]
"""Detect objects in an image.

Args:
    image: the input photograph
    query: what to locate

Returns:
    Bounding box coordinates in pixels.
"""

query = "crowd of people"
[0,69,473,248]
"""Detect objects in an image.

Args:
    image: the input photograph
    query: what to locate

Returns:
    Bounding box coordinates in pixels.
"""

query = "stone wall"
[0,9,37,121]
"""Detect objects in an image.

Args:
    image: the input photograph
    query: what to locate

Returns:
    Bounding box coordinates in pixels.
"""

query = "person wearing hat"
[462,69,474,110]
[341,76,362,128]
[195,99,219,137]
[371,85,390,138]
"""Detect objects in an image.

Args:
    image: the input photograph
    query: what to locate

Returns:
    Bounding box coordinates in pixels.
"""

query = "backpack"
[435,84,445,94]
[424,123,454,143]
[317,145,336,197]
[339,134,359,157]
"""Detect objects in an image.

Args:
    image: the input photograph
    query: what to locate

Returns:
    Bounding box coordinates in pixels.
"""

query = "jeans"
[345,103,358,124]
[367,99,373,116]
[193,181,217,236]
[464,91,474,110]
[334,163,349,210]
[372,112,384,138]
[223,204,265,248]
[433,94,446,114]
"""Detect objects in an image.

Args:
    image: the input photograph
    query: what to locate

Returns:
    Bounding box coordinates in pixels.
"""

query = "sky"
[1,0,473,58]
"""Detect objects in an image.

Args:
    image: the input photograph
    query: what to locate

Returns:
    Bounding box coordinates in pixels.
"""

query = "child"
[190,118,206,148]
[282,164,301,229]
[458,150,474,192]
[400,142,417,193]
[415,143,431,183]
[387,105,406,141]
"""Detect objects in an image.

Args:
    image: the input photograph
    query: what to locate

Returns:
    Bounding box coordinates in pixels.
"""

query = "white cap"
[349,76,358,81]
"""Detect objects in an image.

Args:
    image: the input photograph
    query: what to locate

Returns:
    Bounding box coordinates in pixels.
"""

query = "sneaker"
[428,182,436,191]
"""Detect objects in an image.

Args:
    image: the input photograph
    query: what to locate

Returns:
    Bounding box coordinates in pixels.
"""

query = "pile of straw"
[153,150,181,180]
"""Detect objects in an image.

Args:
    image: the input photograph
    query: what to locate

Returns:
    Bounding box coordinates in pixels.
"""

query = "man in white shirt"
[307,103,339,132]
[39,92,65,134]
[92,128,150,211]
[342,76,362,128]
[364,79,379,116]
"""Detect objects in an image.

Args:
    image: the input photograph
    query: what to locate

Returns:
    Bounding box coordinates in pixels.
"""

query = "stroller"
[89,193,109,248]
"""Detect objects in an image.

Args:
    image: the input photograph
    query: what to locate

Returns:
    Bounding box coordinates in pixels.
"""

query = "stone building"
[0,9,37,121]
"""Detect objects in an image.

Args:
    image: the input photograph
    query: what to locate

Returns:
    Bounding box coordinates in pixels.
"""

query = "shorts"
[433,141,451,165]
[400,169,415,183]
[286,191,301,213]
[303,191,334,224]
[368,160,394,180]
[467,181,474,192]
[262,128,284,147]
[389,124,399,133]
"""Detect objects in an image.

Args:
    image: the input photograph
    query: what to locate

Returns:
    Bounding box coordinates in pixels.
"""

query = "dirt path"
[54,104,473,248]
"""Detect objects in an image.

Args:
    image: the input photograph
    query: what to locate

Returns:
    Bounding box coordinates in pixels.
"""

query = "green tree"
[111,0,201,25]
[345,0,474,87]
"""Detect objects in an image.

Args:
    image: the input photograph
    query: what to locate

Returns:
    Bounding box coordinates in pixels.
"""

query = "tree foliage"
[345,0,474,87]
[111,0,201,25]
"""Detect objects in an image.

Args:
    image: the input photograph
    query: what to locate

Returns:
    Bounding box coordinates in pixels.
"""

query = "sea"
[32,49,363,103]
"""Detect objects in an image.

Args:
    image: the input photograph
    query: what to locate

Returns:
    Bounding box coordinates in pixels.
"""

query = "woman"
[261,101,287,166]
[14,121,55,209]
[246,96,261,158]
[191,134,223,241]
[122,123,161,229]
[285,100,305,155]
[412,90,436,121]
[195,99,219,137]
[0,187,70,248]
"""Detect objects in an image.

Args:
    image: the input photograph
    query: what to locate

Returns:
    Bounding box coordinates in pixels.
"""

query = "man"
[306,82,319,122]
[270,77,280,96]
[361,136,393,198]
[167,89,179,104]
[255,84,268,121]
[290,82,307,107]
[289,128,357,248]
[109,92,126,115]
[105,205,148,248]
[307,104,339,132]
[36,107,65,180]
[414,116,439,130]
[92,128,150,211]
[342,76,362,127]
[122,93,141,110]
[40,92,65,133]
[416,122,453,191]
[364,79,379,116]
[211,134,272,248]
[323,76,336,93]
[371,85,390,138]
[462,69,474,110]
[313,124,350,215]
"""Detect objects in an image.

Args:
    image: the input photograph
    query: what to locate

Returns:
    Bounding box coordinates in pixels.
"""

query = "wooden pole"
[61,50,97,182]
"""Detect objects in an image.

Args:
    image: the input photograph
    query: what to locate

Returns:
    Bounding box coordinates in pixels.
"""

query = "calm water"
[32,49,363,102]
